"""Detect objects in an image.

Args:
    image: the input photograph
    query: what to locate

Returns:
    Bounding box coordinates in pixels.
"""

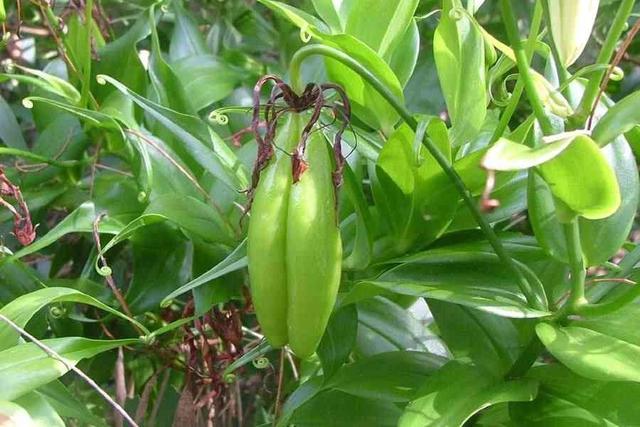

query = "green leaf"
[0,287,145,351]
[97,74,249,191]
[290,390,402,427]
[354,297,442,357]
[13,392,65,427]
[345,244,549,318]
[173,55,242,111]
[37,381,107,427]
[482,135,577,171]
[529,136,638,266]
[434,1,486,145]
[536,322,640,383]
[512,364,640,426]
[0,95,27,149]
[343,0,419,59]
[161,239,247,306]
[398,362,537,427]
[148,7,194,115]
[127,224,191,313]
[429,301,521,377]
[1,65,81,104]
[311,0,347,32]
[169,3,209,61]
[144,194,238,246]
[372,121,457,253]
[389,19,420,87]
[579,136,639,266]
[258,0,404,132]
[326,351,446,402]
[592,90,640,147]
[7,202,124,262]
[317,304,358,380]
[537,135,621,220]
[94,17,149,101]
[341,162,374,270]
[0,337,138,401]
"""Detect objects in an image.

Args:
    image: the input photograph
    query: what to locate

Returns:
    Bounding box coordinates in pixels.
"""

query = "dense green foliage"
[1,0,640,426]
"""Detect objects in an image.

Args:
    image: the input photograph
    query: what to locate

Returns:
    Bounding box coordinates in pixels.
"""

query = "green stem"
[505,335,544,379]
[563,219,587,311]
[490,0,544,143]
[80,0,94,108]
[500,0,554,136]
[289,45,543,310]
[616,244,640,277]
[575,285,640,317]
[571,0,635,127]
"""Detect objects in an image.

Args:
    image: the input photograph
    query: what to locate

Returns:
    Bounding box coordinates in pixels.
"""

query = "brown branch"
[588,18,640,129]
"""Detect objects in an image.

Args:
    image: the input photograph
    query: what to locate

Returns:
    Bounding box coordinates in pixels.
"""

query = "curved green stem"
[491,0,544,143]
[289,44,543,310]
[564,220,587,311]
[576,284,640,317]
[500,0,554,136]
[571,0,635,127]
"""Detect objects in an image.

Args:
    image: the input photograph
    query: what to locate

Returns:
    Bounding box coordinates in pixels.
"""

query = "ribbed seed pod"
[247,115,301,347]
[286,128,342,359]
[548,0,600,67]
[248,114,342,359]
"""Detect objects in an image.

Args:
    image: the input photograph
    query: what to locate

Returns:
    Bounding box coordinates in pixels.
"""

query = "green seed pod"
[548,0,600,67]
[248,113,342,359]
[286,128,342,359]
[248,114,301,348]
[0,0,6,23]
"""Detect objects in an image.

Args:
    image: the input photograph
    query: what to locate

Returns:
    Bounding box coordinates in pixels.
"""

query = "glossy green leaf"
[355,297,438,357]
[311,0,348,32]
[429,300,521,377]
[579,137,639,266]
[1,65,81,104]
[0,287,144,351]
[398,362,538,426]
[343,0,419,59]
[97,74,248,190]
[512,364,640,426]
[144,194,238,246]
[0,337,138,401]
[326,351,446,402]
[317,304,358,380]
[536,322,640,383]
[592,90,640,147]
[174,55,242,111]
[434,0,486,145]
[482,136,576,171]
[373,121,457,253]
[529,136,638,266]
[161,239,247,306]
[537,135,621,220]
[389,19,420,87]
[346,243,549,318]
